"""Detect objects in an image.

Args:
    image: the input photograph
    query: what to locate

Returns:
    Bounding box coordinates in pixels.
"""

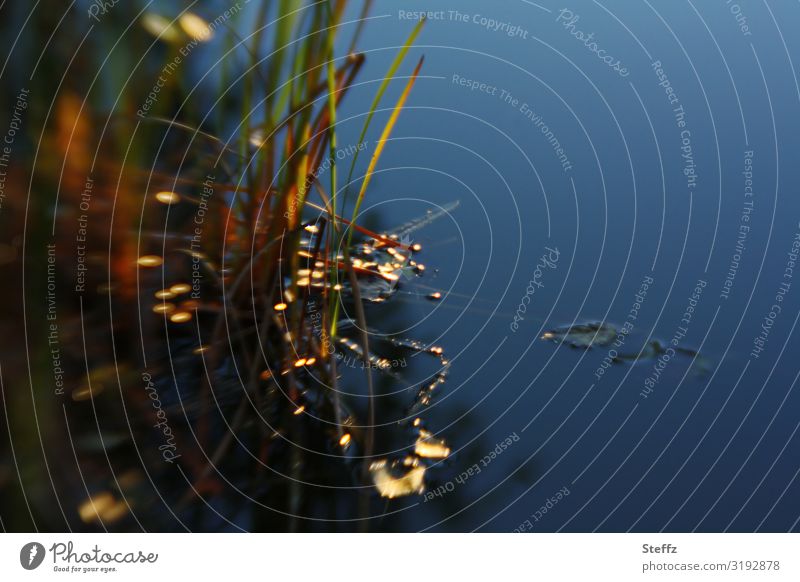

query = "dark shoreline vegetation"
[0,1,460,532]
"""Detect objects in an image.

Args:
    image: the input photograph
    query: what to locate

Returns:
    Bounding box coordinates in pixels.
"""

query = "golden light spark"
[370,461,426,499]
[137,255,163,267]
[414,429,451,459]
[141,13,184,43]
[170,283,191,294]
[155,191,180,205]
[179,13,213,41]
[78,492,128,524]
[154,289,175,300]
[71,383,103,402]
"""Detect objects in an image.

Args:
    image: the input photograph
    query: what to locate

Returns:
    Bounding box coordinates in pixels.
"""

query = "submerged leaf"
[542,322,712,376]
[540,322,618,348]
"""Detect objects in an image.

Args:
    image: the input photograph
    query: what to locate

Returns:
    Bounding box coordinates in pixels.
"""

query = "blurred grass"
[0,0,428,531]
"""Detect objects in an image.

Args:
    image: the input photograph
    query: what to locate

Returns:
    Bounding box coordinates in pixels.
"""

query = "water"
[336,0,800,531]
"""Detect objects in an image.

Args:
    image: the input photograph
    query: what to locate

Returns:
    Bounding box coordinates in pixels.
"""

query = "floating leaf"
[540,322,617,348]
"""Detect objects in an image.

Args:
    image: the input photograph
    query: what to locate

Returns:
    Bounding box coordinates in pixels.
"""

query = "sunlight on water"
[155,191,180,205]
[415,429,451,459]
[179,13,213,42]
[78,492,128,524]
[136,255,163,268]
[140,13,183,44]
[369,460,426,499]
[169,311,192,323]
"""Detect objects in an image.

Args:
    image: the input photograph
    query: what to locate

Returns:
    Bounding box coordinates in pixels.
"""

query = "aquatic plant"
[1,1,452,532]
[127,2,450,530]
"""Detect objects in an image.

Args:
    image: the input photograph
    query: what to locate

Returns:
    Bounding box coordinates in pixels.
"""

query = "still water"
[342,0,800,531]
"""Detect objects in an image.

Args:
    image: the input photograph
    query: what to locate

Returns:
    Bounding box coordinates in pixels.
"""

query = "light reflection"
[179,13,213,41]
[155,191,180,205]
[369,460,426,498]
[414,429,450,459]
[141,13,183,43]
[71,383,103,402]
[137,255,163,268]
[78,492,128,524]
[154,289,175,300]
[169,311,192,323]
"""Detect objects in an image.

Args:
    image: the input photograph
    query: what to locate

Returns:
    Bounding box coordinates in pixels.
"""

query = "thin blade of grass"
[324,0,343,323]
[329,55,424,338]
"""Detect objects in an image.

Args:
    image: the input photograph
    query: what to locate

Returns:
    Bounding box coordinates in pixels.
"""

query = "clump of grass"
[126,3,443,529]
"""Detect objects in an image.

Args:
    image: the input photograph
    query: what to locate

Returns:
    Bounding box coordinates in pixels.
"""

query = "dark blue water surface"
[333,0,800,531]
